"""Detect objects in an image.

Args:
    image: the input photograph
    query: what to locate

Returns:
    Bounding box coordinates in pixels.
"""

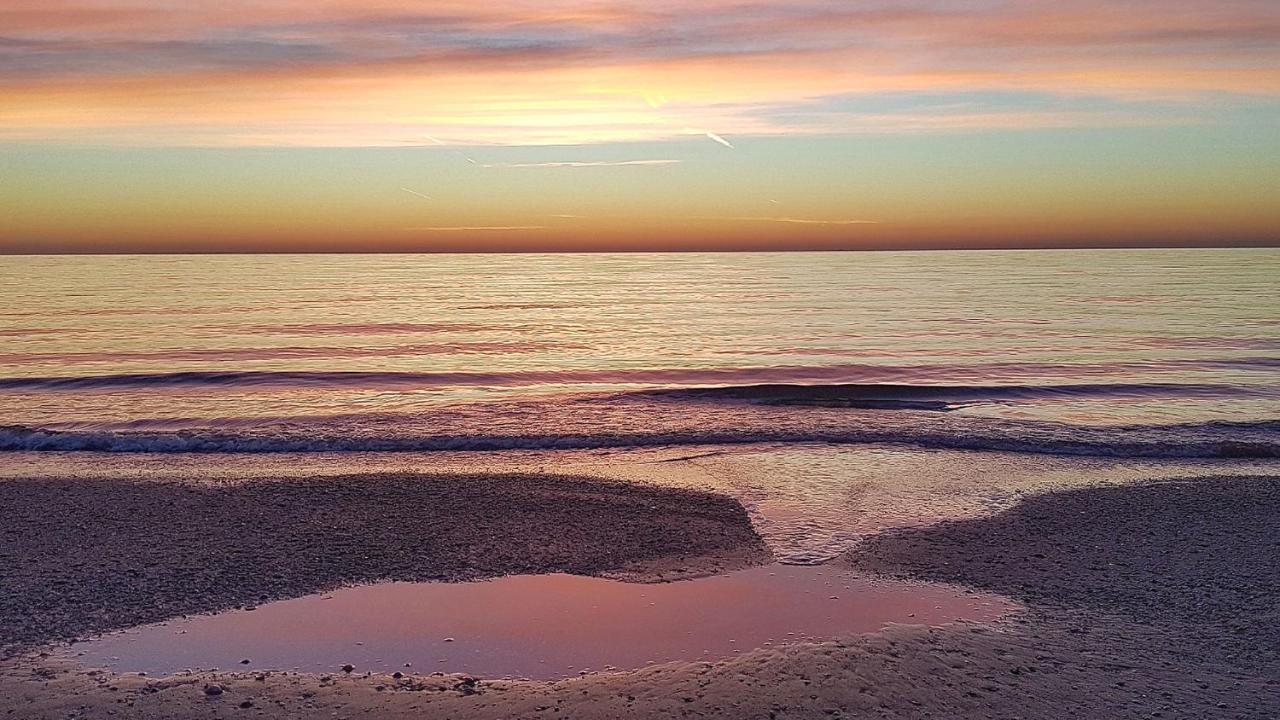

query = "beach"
[3,468,1278,718]
[1,250,1277,717]
[3,0,1278,704]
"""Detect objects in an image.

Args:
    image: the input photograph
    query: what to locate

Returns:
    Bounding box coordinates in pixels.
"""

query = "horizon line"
[3,242,1278,257]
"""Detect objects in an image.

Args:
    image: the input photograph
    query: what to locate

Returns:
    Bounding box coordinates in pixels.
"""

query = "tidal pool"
[66,564,1016,679]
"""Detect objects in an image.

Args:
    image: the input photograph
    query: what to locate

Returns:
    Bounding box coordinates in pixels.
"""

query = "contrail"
[705,131,735,149]
[400,187,432,200]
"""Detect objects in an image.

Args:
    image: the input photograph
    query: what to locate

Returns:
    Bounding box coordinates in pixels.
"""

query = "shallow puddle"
[66,564,1015,679]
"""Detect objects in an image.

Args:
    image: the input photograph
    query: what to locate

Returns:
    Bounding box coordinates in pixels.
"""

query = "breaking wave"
[642,381,1278,409]
[1,358,1276,392]
[1,405,1276,458]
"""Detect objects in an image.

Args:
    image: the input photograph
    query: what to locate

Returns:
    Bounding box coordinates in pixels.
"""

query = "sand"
[0,472,771,657]
[3,472,1279,718]
[851,474,1280,676]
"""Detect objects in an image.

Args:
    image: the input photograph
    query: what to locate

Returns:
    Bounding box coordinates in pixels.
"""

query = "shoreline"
[2,471,1278,717]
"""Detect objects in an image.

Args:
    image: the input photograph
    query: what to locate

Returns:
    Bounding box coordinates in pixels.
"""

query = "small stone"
[444,637,455,643]
[240,659,251,665]
[203,684,223,696]
[393,672,403,679]
[342,664,354,673]
[239,700,254,709]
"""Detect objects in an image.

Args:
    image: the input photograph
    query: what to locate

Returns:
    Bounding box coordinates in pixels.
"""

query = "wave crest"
[2,418,1277,458]
[2,360,1277,392]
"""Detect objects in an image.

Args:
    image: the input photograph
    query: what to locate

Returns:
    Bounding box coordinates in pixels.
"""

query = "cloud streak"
[1,1,1277,146]
[481,160,681,168]
[710,217,882,225]
[702,131,736,149]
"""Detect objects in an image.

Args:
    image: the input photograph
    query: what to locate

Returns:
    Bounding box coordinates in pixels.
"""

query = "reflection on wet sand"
[66,565,1014,679]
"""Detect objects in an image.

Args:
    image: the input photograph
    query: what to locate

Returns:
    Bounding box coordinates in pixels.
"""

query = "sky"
[1,0,1278,252]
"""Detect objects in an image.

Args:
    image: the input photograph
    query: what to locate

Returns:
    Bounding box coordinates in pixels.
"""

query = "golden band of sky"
[1,0,1277,251]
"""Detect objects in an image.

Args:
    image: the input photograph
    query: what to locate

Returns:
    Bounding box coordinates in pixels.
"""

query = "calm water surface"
[64,564,1014,679]
[0,250,1277,452]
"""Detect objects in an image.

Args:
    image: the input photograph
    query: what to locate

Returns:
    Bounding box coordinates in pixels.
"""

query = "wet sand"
[852,474,1280,676]
[0,472,770,657]
[3,472,1279,718]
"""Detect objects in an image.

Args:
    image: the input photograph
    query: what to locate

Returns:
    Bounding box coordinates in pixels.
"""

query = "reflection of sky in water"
[0,250,1277,428]
[65,564,1015,679]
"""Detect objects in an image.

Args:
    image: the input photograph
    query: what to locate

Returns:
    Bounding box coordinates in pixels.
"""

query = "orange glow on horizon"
[1,0,1277,251]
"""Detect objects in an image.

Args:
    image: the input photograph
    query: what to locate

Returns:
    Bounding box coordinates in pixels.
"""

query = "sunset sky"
[2,0,1278,252]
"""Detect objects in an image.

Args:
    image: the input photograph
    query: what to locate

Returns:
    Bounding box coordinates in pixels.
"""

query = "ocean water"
[1,250,1278,456]
[12,250,1276,678]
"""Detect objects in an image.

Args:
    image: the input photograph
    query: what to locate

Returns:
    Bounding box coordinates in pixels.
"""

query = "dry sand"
[3,472,1279,718]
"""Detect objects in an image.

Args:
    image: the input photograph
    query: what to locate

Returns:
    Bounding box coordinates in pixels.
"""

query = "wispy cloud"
[2,1,1277,146]
[481,160,681,169]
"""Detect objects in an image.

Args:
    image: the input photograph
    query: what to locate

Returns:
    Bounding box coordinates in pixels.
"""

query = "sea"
[3,249,1279,563]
